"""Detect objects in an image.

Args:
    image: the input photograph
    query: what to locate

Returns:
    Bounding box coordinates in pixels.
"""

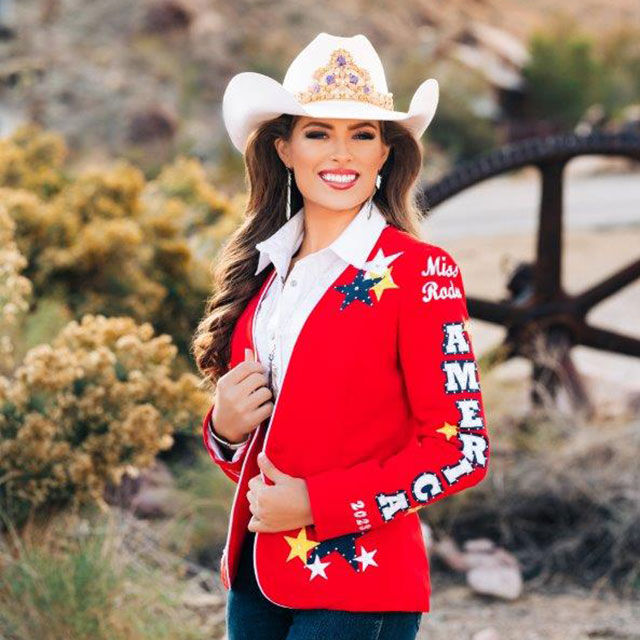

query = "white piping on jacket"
[222,269,277,592]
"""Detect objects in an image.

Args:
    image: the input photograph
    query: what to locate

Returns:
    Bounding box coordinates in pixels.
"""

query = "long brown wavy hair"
[191,113,426,389]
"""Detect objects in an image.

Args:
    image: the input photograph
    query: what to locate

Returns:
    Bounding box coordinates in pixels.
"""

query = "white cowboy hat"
[222,32,439,154]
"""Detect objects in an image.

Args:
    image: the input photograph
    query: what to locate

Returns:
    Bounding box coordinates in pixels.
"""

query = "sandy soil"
[418,580,640,639]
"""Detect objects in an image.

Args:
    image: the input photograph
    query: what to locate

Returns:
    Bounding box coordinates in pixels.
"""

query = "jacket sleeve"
[303,244,490,541]
[201,403,251,483]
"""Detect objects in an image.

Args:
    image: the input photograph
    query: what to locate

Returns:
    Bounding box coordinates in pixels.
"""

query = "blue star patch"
[307,531,368,572]
[334,269,383,311]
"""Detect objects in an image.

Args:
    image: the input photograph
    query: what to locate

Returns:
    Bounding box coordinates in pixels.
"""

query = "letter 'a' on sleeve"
[201,403,250,483]
[303,244,490,542]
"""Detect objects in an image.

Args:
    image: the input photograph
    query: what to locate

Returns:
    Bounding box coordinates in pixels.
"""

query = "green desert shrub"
[0,123,242,362]
[0,311,210,527]
[522,18,640,128]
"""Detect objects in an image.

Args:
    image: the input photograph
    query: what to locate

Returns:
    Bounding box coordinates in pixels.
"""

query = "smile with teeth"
[319,173,358,183]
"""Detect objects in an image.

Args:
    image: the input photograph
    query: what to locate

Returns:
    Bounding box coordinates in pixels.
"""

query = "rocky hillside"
[0,0,637,173]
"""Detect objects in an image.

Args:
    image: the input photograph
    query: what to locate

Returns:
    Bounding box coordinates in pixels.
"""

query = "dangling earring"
[286,167,292,221]
[367,173,382,220]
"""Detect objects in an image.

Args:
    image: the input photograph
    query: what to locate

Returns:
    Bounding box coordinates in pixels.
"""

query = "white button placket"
[272,261,303,400]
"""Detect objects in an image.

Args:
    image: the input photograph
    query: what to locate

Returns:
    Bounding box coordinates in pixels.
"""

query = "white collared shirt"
[208,199,388,461]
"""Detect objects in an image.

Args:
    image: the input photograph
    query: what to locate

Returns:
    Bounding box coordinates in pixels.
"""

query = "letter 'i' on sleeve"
[303,245,490,542]
[201,403,250,483]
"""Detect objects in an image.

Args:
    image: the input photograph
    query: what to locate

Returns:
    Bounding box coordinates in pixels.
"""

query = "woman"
[192,32,490,640]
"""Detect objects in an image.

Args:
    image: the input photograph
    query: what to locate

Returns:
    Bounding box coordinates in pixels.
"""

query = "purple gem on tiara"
[349,73,358,84]
[363,85,370,93]
[326,74,335,84]
[337,55,346,66]
[312,83,320,93]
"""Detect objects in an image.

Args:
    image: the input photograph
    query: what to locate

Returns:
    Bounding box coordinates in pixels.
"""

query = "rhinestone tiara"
[294,47,394,111]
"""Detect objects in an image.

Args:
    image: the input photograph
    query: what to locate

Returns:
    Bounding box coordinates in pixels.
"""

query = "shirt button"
[290,279,297,287]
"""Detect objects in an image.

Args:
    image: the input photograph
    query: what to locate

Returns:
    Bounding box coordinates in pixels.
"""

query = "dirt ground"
[418,579,640,639]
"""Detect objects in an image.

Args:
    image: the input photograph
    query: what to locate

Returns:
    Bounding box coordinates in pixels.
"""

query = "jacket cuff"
[201,403,245,481]
[206,418,248,463]
[304,459,385,542]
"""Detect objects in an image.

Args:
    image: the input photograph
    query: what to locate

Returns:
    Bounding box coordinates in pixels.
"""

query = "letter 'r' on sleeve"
[303,244,490,542]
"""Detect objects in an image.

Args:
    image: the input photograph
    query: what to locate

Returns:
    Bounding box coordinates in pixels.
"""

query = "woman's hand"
[247,452,314,533]
[212,348,272,444]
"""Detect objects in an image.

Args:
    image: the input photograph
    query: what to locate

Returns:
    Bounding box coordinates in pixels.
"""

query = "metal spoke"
[574,258,640,313]
[419,131,640,413]
[535,161,565,301]
[579,325,640,357]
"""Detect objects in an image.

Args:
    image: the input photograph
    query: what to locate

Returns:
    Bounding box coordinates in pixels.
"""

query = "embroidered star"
[307,531,367,571]
[284,527,320,563]
[354,545,378,571]
[363,248,404,276]
[436,421,459,440]
[305,555,331,580]
[368,265,399,301]
[334,270,383,311]
[364,249,403,302]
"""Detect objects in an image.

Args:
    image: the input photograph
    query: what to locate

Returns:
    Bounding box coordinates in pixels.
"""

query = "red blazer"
[202,224,490,612]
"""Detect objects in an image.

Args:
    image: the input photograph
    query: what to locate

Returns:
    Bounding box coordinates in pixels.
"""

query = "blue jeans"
[226,531,422,640]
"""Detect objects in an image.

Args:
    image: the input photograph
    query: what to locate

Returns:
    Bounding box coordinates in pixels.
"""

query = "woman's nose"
[328,134,355,159]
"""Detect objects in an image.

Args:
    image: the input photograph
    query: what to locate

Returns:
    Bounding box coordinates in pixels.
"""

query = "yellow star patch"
[366,265,399,301]
[436,421,459,440]
[283,527,320,563]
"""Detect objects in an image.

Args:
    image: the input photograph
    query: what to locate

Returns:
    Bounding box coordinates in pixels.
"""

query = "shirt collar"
[254,199,388,278]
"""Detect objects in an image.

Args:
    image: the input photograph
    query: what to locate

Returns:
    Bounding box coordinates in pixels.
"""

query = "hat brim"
[222,72,439,154]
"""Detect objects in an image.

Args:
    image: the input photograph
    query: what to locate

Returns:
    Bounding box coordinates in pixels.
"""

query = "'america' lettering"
[441,454,475,486]
[441,359,481,394]
[411,471,443,503]
[375,489,410,522]
[455,398,485,429]
[442,321,471,355]
[458,433,489,467]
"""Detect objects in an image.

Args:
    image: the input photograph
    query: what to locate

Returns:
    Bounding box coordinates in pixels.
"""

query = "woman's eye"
[305,131,375,140]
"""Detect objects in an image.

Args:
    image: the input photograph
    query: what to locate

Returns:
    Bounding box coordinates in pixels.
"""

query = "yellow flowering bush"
[0,123,67,198]
[0,313,210,526]
[0,123,242,362]
[0,205,33,374]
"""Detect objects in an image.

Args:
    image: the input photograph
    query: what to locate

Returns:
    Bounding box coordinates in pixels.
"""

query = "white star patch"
[354,545,378,571]
[363,249,404,277]
[305,555,331,580]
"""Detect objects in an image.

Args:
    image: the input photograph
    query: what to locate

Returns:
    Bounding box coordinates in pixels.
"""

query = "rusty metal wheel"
[420,131,640,418]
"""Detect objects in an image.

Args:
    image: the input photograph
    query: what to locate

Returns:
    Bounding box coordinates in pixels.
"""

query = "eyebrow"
[302,121,378,131]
